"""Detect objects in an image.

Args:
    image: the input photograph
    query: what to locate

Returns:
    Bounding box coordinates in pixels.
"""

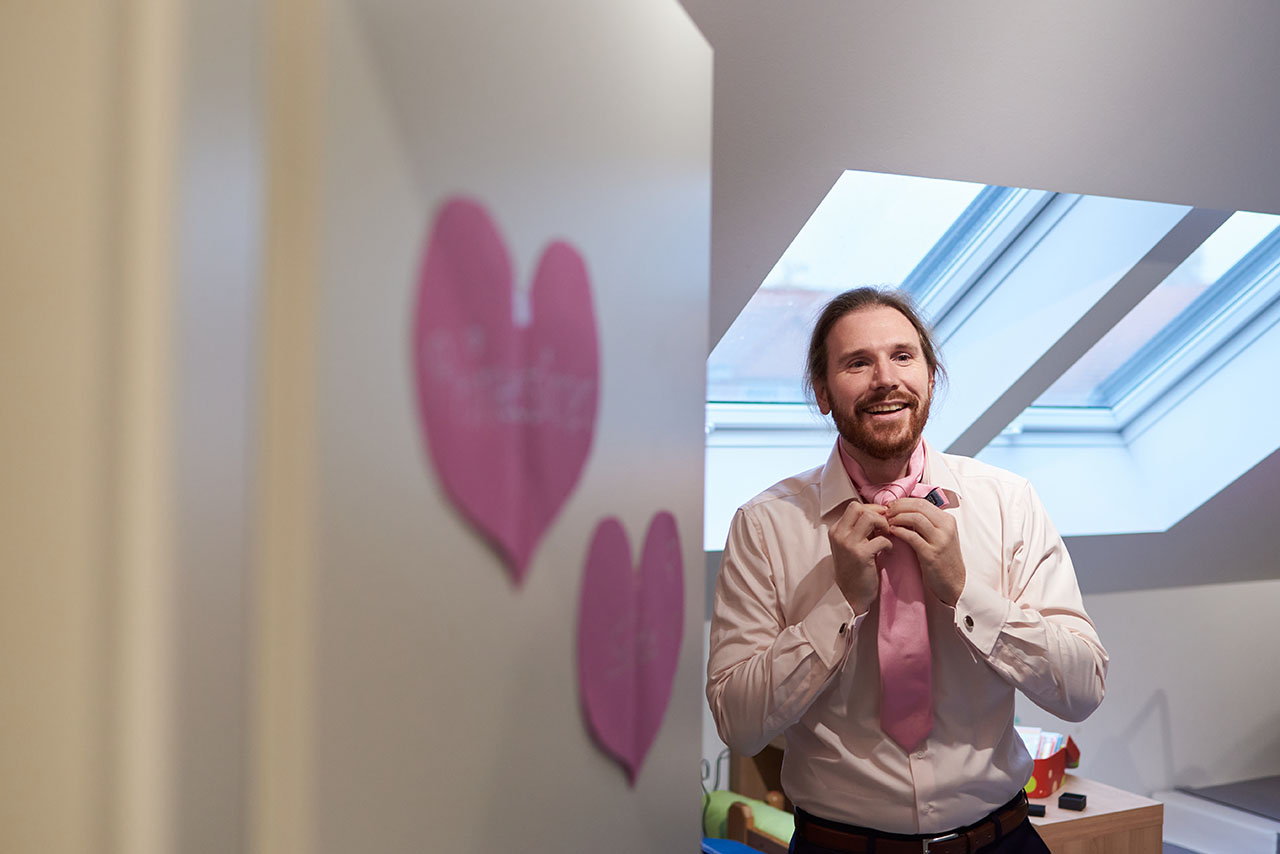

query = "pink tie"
[840,440,946,753]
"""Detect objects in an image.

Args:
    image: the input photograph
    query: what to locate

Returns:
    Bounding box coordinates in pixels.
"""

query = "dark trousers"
[789,817,1051,854]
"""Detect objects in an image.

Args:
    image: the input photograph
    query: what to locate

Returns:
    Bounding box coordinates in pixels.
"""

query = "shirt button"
[839,623,847,635]
[964,615,974,631]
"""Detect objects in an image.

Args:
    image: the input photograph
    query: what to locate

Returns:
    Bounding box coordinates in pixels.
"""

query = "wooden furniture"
[728,737,792,811]
[725,799,789,854]
[1030,774,1163,854]
[723,738,793,853]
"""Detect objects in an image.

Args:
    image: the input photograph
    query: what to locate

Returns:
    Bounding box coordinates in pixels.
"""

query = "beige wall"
[3,1,259,852]
[0,5,116,852]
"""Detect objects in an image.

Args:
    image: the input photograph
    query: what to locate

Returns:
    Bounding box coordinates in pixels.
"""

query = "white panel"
[311,2,711,852]
[1127,305,1280,527]
[1155,789,1280,854]
[172,0,261,850]
[977,442,1171,536]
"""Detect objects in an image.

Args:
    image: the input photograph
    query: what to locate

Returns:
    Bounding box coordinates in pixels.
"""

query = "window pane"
[1035,211,1280,407]
[708,171,984,403]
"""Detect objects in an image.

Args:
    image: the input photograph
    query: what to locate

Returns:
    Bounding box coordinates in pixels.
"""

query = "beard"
[830,389,931,461]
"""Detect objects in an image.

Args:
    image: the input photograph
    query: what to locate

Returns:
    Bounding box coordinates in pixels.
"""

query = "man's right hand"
[827,501,891,615]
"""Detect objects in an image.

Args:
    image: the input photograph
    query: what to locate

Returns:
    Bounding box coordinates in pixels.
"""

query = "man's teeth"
[865,403,907,413]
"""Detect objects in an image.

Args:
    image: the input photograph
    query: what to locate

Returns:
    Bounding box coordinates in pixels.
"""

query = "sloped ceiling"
[679,0,1280,348]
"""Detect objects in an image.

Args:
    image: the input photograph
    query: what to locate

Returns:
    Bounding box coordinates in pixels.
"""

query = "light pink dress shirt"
[706,440,1108,834]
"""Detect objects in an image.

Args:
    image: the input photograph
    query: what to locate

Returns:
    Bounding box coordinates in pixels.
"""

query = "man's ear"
[814,379,831,415]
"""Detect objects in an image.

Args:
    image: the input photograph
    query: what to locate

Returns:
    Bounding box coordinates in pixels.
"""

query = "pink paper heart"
[577,512,684,785]
[413,197,599,584]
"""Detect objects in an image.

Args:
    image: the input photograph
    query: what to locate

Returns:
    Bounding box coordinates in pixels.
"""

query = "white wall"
[689,0,1280,796]
[1017,581,1280,796]
[171,1,262,851]
[289,2,712,852]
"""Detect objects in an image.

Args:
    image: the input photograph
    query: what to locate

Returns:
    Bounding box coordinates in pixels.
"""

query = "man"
[707,288,1107,854]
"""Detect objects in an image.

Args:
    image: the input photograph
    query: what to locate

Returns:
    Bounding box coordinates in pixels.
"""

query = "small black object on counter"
[1058,792,1087,811]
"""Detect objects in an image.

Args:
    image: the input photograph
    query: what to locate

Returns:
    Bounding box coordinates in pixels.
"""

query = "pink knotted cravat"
[840,440,946,753]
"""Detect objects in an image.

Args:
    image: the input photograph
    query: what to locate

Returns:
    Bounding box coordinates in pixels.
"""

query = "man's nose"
[870,356,897,388]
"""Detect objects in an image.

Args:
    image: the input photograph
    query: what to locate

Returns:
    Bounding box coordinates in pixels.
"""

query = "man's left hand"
[885,498,966,606]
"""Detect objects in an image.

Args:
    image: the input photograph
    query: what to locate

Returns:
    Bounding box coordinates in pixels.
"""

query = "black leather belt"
[794,791,1029,854]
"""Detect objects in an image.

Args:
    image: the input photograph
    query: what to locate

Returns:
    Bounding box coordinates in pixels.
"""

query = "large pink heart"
[412,197,599,584]
[577,512,684,784]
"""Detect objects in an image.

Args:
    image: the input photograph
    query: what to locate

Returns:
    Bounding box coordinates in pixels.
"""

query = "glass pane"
[708,171,984,403]
[1036,211,1280,407]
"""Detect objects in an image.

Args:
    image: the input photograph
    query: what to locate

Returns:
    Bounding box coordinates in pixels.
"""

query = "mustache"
[857,392,919,410]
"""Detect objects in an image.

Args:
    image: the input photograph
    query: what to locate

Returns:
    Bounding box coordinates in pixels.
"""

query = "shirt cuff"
[953,577,1010,657]
[801,582,860,670]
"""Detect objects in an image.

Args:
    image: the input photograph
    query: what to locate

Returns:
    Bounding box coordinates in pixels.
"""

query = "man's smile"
[860,399,914,419]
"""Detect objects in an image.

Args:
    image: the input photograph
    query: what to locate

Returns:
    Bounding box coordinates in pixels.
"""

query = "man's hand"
[885,498,966,606]
[827,501,892,614]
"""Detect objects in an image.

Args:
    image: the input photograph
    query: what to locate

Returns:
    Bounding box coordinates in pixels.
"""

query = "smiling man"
[707,288,1108,854]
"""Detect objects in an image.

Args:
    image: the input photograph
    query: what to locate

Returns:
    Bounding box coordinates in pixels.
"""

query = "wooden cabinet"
[1030,775,1163,854]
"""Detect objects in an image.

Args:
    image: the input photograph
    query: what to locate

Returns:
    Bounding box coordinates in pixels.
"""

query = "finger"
[866,534,895,555]
[832,522,889,556]
[886,497,942,522]
[884,509,936,537]
[887,524,927,551]
[834,502,887,535]
[851,507,891,535]
[841,500,886,520]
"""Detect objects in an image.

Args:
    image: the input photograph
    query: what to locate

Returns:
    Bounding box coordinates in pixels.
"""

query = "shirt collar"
[921,438,963,501]
[818,437,964,519]
[818,441,859,518]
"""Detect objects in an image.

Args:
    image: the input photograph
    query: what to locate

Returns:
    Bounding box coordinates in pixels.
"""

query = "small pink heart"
[577,512,684,785]
[412,197,599,584]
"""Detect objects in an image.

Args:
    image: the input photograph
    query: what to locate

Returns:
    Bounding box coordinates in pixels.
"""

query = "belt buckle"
[921,831,961,852]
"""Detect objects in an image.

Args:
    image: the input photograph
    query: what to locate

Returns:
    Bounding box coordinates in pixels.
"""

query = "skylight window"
[707,171,983,404]
[1035,211,1280,408]
[706,167,1280,543]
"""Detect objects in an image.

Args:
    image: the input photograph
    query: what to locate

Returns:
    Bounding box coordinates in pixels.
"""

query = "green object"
[701,790,795,842]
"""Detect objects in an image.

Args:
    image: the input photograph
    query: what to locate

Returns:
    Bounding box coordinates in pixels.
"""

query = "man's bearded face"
[816,306,934,461]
